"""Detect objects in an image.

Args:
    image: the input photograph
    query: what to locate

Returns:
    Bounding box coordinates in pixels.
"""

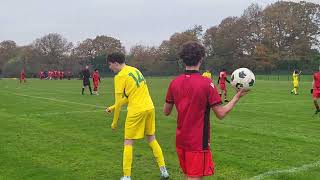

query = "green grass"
[0,77,320,180]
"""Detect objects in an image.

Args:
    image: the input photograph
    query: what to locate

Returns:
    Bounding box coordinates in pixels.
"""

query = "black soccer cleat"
[315,109,320,115]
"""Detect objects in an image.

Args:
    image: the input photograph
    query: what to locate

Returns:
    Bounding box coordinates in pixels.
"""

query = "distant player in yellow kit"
[105,52,169,180]
[202,69,213,80]
[291,69,302,95]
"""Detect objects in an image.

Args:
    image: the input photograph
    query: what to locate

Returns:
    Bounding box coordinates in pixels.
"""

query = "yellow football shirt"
[202,72,212,79]
[292,73,299,82]
[114,65,154,113]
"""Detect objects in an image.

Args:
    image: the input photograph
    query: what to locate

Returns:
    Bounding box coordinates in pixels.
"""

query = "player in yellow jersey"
[291,69,302,95]
[202,69,212,80]
[105,52,169,180]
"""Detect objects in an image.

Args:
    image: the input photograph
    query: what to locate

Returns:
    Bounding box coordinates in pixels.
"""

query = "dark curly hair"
[179,41,205,66]
[107,52,125,64]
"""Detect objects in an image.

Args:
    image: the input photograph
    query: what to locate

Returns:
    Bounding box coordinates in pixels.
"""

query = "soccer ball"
[231,68,255,90]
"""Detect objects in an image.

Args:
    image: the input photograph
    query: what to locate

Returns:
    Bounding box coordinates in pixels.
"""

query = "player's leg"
[81,86,85,95]
[147,135,169,179]
[122,139,134,179]
[293,82,298,95]
[223,89,228,102]
[145,109,169,179]
[122,113,144,179]
[294,87,298,95]
[93,82,98,95]
[96,83,99,95]
[88,84,93,95]
[313,97,320,114]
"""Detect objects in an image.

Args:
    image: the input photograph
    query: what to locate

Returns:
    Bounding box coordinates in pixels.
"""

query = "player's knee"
[146,135,156,142]
[124,139,134,146]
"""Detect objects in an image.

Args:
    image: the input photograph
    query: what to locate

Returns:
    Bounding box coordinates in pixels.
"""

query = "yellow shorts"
[293,81,299,88]
[124,109,155,139]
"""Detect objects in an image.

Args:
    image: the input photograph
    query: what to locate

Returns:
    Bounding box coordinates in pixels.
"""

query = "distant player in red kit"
[54,70,58,80]
[92,69,101,95]
[61,71,64,80]
[39,70,44,80]
[217,68,230,102]
[20,69,26,83]
[67,70,72,80]
[312,68,320,115]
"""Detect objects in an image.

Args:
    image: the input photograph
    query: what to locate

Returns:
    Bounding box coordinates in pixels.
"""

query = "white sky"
[0,0,319,50]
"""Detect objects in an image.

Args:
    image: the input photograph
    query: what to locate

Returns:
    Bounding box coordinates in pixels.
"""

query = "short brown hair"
[107,52,125,64]
[179,41,205,66]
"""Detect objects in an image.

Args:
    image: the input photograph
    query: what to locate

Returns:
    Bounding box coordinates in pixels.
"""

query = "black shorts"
[83,79,90,86]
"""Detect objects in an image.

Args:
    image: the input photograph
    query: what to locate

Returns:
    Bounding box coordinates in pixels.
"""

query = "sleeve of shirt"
[114,75,126,94]
[165,81,174,104]
[208,82,222,107]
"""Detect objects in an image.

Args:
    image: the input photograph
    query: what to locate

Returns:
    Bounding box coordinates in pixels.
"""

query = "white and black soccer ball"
[231,68,255,90]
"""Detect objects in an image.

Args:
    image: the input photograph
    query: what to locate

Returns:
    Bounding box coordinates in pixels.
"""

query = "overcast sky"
[0,0,318,50]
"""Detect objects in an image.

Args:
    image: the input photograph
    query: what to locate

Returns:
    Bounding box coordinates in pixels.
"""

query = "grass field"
[1,77,320,180]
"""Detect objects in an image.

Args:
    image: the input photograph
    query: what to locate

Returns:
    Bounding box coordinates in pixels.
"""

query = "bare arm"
[211,89,248,120]
[163,103,174,116]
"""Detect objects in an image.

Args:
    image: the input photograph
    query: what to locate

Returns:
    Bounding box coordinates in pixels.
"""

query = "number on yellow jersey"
[128,70,145,87]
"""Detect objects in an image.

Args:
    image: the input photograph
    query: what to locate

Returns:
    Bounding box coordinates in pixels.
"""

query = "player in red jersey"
[61,71,64,80]
[163,41,248,180]
[54,70,58,80]
[92,69,101,95]
[20,69,26,83]
[67,70,72,80]
[58,71,61,80]
[217,68,230,102]
[39,70,44,80]
[312,69,320,115]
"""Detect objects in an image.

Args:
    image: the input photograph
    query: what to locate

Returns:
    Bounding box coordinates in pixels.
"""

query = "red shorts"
[219,83,226,91]
[176,147,215,177]
[313,89,320,98]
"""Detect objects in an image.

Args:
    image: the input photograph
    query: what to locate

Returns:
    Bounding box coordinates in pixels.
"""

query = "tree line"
[0,1,319,77]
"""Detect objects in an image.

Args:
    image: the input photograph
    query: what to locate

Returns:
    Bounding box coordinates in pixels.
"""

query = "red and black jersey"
[166,70,222,151]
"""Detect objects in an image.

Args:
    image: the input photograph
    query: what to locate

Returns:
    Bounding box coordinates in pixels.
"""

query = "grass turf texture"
[0,76,320,180]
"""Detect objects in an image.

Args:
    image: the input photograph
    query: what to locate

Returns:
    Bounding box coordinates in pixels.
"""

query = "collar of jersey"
[184,70,200,74]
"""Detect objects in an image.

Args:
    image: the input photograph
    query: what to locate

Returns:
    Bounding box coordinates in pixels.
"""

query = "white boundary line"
[13,93,106,109]
[248,160,320,180]
[26,110,102,116]
[12,93,129,113]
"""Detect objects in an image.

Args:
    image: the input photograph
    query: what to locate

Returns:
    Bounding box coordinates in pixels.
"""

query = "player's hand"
[105,107,112,114]
[236,88,249,99]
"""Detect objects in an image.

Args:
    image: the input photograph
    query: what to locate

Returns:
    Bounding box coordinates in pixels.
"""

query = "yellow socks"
[149,140,166,168]
[123,145,133,176]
